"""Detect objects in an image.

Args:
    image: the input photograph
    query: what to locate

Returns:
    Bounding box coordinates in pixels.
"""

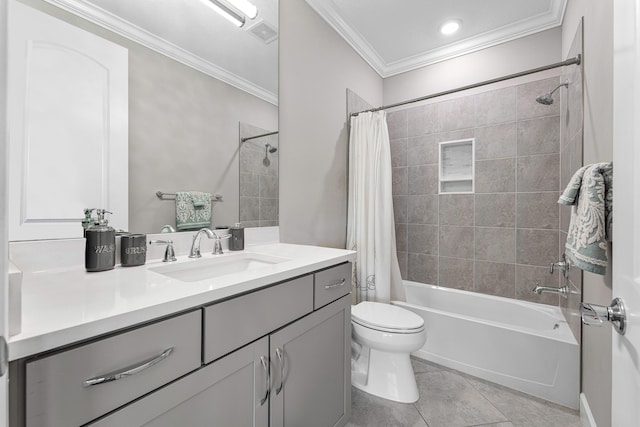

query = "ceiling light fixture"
[440,20,461,36]
[200,0,258,27]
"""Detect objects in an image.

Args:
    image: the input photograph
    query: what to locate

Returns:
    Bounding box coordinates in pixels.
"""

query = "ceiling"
[43,0,279,104]
[304,0,566,77]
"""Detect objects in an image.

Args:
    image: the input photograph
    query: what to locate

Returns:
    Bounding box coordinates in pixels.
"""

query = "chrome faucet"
[189,228,214,258]
[532,284,570,299]
[160,224,176,233]
[149,240,177,262]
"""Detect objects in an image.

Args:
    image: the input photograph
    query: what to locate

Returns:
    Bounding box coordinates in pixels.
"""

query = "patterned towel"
[558,162,613,275]
[176,191,212,231]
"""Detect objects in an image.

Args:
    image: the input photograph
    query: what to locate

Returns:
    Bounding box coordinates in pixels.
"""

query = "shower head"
[265,143,277,153]
[535,82,569,105]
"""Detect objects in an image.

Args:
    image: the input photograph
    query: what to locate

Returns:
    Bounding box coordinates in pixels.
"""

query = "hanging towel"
[176,191,212,231]
[558,162,613,275]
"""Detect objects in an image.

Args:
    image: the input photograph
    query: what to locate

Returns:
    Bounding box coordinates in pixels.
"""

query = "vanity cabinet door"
[270,295,351,427]
[90,337,269,427]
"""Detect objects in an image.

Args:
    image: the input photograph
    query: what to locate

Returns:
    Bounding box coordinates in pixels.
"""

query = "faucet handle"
[149,240,177,262]
[550,255,570,278]
[212,233,231,255]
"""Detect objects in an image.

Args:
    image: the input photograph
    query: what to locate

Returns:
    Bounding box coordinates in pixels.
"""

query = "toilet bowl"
[351,301,426,403]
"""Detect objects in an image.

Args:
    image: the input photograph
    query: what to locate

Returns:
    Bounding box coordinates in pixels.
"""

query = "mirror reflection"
[10,0,278,238]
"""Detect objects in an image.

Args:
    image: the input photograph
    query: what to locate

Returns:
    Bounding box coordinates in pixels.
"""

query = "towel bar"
[155,191,223,202]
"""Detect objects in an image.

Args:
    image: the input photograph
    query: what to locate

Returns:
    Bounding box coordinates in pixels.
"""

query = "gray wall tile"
[438,257,474,291]
[475,158,516,193]
[397,251,408,279]
[439,226,474,259]
[393,167,408,195]
[439,194,474,226]
[240,173,259,197]
[438,97,475,132]
[396,224,408,252]
[240,196,259,221]
[408,165,438,195]
[387,109,408,140]
[259,198,278,221]
[408,103,440,137]
[259,175,278,198]
[517,116,560,156]
[475,227,516,263]
[407,135,438,166]
[516,77,561,120]
[517,154,560,192]
[408,224,438,255]
[475,86,517,126]
[475,193,516,227]
[475,122,517,160]
[390,139,408,167]
[408,253,438,284]
[394,195,408,223]
[408,195,439,224]
[516,264,560,306]
[516,192,560,229]
[475,261,516,298]
[516,229,559,266]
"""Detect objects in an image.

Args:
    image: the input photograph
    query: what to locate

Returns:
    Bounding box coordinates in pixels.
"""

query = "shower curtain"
[347,111,406,304]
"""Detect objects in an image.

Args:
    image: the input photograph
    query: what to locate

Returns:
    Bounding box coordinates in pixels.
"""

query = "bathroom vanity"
[7,241,354,427]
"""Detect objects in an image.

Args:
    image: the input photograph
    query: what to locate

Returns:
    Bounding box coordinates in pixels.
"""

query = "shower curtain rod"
[351,54,581,117]
[240,130,279,143]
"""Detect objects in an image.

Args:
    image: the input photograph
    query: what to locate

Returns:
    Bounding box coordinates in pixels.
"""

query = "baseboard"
[580,393,598,427]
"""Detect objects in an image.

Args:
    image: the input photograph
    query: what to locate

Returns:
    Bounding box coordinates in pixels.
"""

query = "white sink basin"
[150,253,290,282]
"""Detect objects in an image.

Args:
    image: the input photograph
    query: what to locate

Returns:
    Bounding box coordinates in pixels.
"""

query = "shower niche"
[439,138,475,193]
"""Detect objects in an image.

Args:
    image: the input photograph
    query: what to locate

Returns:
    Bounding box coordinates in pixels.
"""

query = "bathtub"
[392,281,579,409]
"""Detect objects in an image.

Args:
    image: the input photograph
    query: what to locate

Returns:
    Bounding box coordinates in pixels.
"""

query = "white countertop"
[8,242,355,361]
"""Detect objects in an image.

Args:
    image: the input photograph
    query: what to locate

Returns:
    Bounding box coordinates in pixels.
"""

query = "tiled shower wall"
[239,122,279,227]
[389,76,570,307]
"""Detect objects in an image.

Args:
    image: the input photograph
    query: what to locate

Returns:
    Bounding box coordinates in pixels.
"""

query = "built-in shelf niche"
[439,138,475,194]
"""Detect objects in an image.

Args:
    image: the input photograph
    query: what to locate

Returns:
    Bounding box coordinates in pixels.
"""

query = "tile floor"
[346,358,581,427]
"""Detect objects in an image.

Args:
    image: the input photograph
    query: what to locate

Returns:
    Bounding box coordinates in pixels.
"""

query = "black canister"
[229,222,245,251]
[121,234,147,267]
[85,210,116,272]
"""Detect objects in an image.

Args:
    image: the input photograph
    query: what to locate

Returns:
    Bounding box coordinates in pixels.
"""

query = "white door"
[611,0,640,426]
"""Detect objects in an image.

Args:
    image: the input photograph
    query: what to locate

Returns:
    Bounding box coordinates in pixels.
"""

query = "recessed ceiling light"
[440,20,461,36]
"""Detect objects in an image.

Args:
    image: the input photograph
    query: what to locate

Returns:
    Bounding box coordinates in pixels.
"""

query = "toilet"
[351,301,427,403]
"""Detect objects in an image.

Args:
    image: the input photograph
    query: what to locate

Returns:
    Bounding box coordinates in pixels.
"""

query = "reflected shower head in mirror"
[263,143,277,166]
[536,82,569,105]
[266,143,277,153]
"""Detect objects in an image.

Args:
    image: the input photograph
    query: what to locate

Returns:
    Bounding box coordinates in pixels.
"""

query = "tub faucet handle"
[550,255,570,278]
[581,298,626,335]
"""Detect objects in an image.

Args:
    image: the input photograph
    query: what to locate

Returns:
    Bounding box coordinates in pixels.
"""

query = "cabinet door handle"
[325,278,346,289]
[275,347,284,395]
[83,347,174,387]
[259,355,270,405]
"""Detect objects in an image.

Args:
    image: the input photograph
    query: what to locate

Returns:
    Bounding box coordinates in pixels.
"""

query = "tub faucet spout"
[532,284,570,299]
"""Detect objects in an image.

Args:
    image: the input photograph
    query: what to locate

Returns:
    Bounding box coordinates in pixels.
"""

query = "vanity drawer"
[203,275,313,363]
[314,262,352,309]
[25,310,201,427]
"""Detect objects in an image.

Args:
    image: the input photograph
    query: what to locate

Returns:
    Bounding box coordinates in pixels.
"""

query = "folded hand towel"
[176,191,212,231]
[558,162,613,275]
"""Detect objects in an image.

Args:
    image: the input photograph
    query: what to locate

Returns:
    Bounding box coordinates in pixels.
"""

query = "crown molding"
[305,0,566,78]
[41,0,278,105]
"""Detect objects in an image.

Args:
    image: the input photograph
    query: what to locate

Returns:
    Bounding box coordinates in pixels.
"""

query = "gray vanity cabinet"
[89,336,270,427]
[270,294,351,427]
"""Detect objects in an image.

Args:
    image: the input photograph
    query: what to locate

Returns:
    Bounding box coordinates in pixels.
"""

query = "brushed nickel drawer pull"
[83,347,174,387]
[325,278,346,290]
[260,355,270,405]
[275,347,284,395]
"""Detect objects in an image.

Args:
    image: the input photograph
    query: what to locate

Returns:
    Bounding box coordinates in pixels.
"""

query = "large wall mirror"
[9,0,278,238]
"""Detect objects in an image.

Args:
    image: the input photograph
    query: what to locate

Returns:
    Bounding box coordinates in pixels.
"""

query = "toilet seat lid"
[352,301,424,332]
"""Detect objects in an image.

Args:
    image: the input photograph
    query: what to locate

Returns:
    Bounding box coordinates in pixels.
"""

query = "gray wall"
[20,0,278,234]
[563,1,614,426]
[279,0,383,248]
[388,77,566,306]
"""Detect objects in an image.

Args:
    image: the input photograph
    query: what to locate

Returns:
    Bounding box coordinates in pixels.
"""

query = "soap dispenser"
[81,208,96,237]
[229,222,245,251]
[85,209,116,272]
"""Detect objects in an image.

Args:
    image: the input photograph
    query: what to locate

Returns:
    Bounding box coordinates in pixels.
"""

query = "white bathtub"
[392,281,579,409]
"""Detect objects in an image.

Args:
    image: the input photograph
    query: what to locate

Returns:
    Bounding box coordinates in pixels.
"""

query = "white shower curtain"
[347,111,406,304]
